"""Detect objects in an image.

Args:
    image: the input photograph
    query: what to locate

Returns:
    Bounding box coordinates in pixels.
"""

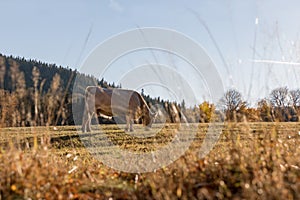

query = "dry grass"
[0,122,300,199]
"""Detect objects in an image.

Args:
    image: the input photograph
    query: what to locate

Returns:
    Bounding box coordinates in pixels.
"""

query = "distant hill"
[0,54,118,93]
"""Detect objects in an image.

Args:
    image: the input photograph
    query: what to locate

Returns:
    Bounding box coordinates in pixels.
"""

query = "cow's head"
[143,111,157,130]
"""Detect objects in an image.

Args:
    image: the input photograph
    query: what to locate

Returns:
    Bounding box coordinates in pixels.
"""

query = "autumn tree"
[290,89,300,120]
[199,101,215,123]
[220,89,247,122]
[270,87,289,108]
[269,87,298,121]
[257,99,274,122]
[0,56,5,88]
[290,89,300,108]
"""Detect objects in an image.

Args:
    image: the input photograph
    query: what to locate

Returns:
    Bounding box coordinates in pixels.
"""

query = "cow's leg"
[129,114,134,132]
[82,111,87,133]
[125,115,130,132]
[82,106,93,132]
[82,104,89,132]
[86,112,94,132]
[125,114,134,132]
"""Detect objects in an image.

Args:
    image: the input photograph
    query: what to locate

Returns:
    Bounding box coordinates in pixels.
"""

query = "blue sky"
[1,0,300,105]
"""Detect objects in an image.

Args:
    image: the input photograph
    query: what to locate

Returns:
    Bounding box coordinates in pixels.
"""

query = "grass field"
[0,122,300,199]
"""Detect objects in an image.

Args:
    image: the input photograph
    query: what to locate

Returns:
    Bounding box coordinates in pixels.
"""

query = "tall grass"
[0,123,299,199]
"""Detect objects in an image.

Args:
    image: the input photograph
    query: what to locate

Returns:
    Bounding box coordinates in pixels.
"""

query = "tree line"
[199,88,300,123]
[0,54,299,127]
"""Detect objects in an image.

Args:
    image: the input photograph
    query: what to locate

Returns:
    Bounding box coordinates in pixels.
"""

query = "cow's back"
[110,89,144,115]
[85,86,145,117]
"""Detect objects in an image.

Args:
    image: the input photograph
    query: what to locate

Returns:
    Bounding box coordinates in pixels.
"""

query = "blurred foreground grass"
[0,122,299,199]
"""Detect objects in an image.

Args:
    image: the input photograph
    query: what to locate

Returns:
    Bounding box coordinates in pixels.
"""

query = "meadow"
[0,122,299,199]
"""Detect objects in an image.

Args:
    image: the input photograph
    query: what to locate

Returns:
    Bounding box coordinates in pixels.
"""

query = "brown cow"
[82,86,156,132]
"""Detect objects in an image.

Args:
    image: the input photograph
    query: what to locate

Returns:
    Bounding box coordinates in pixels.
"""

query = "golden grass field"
[0,122,300,199]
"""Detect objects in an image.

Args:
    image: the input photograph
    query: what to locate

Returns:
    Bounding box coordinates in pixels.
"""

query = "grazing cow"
[82,86,156,132]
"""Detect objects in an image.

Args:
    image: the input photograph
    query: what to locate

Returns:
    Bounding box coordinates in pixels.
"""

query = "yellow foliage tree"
[199,101,215,123]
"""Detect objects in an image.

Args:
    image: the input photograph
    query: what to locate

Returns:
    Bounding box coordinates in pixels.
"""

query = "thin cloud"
[109,0,124,13]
